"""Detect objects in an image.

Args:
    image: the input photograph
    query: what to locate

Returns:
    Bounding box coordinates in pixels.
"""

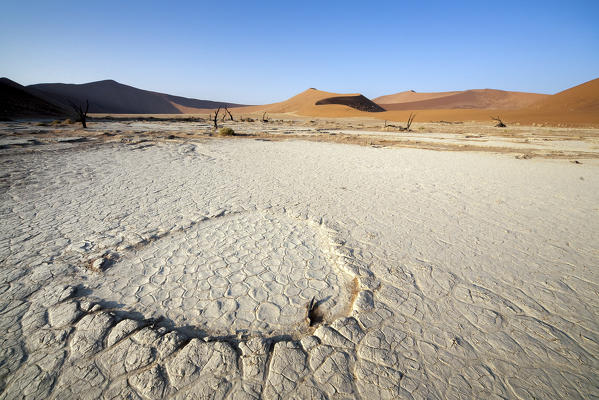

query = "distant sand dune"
[4,76,598,126]
[376,89,548,110]
[230,88,384,117]
[1,77,69,118]
[28,80,245,114]
[230,79,599,126]
[374,90,463,104]
[525,77,599,113]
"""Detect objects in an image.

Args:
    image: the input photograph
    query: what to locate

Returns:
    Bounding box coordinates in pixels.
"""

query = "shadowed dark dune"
[1,77,69,118]
[29,79,246,114]
[315,95,385,112]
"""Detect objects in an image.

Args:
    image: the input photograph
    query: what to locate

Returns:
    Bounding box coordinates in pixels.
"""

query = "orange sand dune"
[379,79,599,126]
[526,78,599,113]
[376,89,548,110]
[231,88,384,117]
[374,90,462,104]
[489,78,599,126]
[190,78,599,127]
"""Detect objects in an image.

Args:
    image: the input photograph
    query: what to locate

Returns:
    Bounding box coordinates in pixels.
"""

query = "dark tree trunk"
[491,116,507,127]
[213,106,221,129]
[70,100,89,128]
[225,107,234,121]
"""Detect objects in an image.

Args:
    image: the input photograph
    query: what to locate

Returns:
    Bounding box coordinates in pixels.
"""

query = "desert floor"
[1,118,598,399]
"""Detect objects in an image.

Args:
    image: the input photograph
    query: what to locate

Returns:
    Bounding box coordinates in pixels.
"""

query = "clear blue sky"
[1,0,598,104]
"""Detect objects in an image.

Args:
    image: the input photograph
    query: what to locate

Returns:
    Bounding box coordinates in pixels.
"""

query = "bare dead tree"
[491,116,506,127]
[397,113,416,131]
[212,106,221,129]
[224,107,234,121]
[406,113,415,130]
[262,112,269,123]
[70,100,89,128]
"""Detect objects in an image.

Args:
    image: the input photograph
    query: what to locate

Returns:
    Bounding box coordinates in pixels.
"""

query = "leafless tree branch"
[69,99,89,128]
[213,106,221,129]
[491,116,506,127]
[224,107,234,121]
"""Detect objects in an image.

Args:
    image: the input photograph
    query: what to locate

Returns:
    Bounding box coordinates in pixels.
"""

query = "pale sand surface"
[0,119,598,399]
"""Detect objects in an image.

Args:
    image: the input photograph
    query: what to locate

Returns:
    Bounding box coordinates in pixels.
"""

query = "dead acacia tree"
[224,106,234,121]
[262,112,269,123]
[398,113,415,131]
[70,100,89,128]
[406,113,415,130]
[491,116,506,127]
[212,106,221,129]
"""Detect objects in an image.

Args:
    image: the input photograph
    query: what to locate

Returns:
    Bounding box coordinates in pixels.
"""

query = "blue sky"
[1,0,598,104]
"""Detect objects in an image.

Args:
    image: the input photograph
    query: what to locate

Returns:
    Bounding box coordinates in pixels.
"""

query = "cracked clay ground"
[0,125,598,399]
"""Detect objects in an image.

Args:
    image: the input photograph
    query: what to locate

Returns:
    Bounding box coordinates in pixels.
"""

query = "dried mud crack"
[84,210,367,337]
[1,129,597,399]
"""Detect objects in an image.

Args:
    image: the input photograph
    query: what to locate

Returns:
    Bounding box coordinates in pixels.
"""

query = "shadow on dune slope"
[316,95,385,112]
